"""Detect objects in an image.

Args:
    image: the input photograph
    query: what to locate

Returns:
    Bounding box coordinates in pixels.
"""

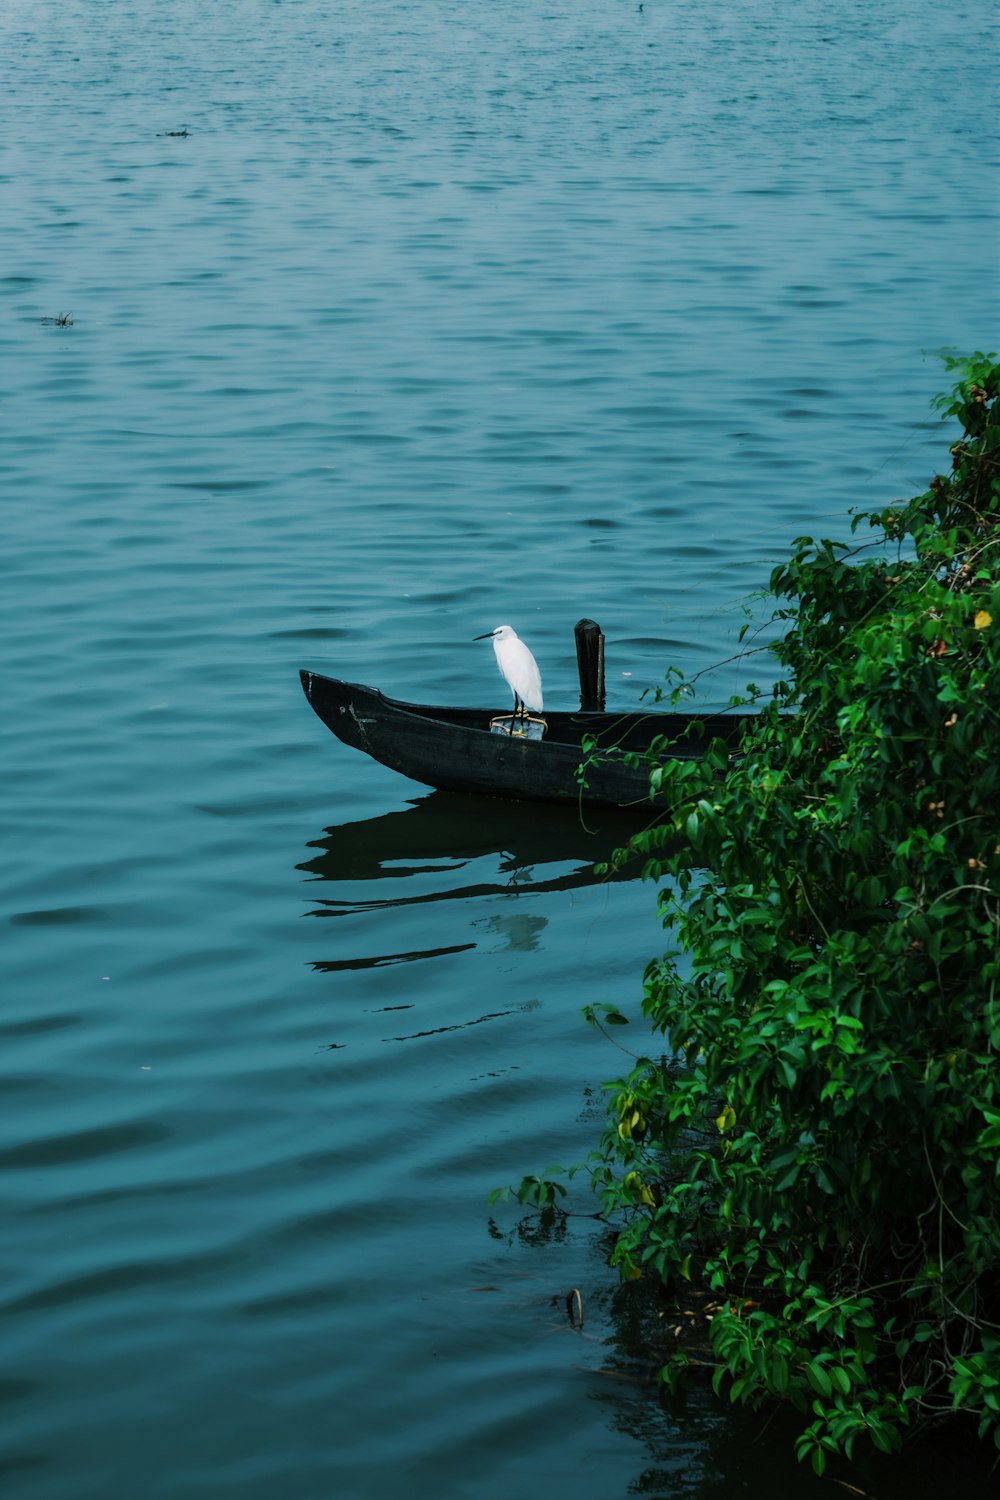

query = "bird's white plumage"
[477,624,543,712]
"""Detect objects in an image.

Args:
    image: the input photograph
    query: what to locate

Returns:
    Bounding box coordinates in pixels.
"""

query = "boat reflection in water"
[298,789,656,918]
[296,790,663,1052]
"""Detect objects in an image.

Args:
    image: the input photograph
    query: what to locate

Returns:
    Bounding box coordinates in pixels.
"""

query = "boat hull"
[300,671,752,808]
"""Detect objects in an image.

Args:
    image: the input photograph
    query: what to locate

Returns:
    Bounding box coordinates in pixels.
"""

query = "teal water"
[2,2,997,1496]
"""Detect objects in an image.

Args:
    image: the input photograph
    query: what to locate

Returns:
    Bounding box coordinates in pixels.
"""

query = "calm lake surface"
[2,2,996,1496]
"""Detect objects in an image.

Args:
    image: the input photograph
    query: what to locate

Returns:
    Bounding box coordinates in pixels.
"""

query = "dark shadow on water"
[597,1274,998,1500]
[309,942,476,971]
[487,1210,998,1498]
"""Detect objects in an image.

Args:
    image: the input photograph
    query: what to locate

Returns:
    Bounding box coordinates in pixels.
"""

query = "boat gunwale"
[301,670,754,751]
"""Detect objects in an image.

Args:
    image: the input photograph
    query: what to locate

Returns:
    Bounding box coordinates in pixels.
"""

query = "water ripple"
[1,0,995,1496]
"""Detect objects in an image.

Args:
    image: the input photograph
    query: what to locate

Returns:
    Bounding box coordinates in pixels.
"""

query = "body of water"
[2,2,996,1495]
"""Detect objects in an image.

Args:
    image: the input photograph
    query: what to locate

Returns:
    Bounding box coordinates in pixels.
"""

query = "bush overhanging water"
[507,355,1000,1471]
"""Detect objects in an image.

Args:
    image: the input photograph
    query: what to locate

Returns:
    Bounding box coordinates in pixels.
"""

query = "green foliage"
[488,1172,568,1209]
[585,355,1000,1468]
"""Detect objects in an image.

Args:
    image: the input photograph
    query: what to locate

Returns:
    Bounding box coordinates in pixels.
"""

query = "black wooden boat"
[300,669,755,808]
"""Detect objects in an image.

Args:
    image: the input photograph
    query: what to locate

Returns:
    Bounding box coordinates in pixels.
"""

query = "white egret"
[474,625,543,722]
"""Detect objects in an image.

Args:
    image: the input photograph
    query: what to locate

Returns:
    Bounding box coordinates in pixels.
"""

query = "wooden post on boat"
[575,619,606,711]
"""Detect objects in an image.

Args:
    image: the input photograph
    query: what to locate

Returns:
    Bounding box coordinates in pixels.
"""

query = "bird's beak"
[473,631,494,641]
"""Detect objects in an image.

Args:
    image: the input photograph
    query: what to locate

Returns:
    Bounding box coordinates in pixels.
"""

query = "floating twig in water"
[159,128,189,137]
[40,313,73,327]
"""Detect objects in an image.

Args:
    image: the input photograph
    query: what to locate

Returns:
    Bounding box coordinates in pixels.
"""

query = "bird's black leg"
[510,694,521,734]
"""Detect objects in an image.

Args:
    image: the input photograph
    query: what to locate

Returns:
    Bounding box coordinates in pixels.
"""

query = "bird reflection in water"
[479,912,548,953]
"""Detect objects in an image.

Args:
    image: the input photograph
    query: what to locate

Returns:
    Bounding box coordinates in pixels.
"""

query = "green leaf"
[806,1362,833,1398]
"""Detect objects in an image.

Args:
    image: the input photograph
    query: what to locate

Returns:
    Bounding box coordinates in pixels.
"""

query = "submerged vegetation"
[501,355,1000,1470]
